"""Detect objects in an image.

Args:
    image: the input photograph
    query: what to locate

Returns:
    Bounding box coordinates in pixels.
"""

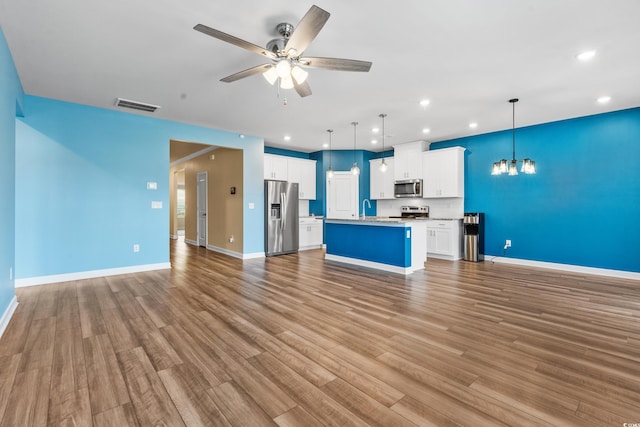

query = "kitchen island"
[324,218,427,275]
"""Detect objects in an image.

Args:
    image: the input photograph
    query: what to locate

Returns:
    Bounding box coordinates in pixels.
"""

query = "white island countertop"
[325,217,429,225]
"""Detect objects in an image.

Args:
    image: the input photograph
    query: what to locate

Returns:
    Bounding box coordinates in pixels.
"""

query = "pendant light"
[350,121,360,175]
[379,113,388,172]
[491,98,536,176]
[326,129,334,178]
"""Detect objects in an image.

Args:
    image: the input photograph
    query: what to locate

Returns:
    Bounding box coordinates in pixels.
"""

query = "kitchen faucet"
[361,198,371,220]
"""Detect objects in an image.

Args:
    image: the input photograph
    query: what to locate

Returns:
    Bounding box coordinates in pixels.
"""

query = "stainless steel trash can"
[463,213,484,262]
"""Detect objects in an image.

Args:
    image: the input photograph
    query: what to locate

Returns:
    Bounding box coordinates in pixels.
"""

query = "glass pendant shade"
[291,66,308,84]
[263,66,278,85]
[508,160,518,176]
[351,121,359,175]
[379,113,388,172]
[279,75,294,89]
[275,60,291,78]
[499,159,508,173]
[491,162,501,175]
[521,158,536,174]
[327,129,334,178]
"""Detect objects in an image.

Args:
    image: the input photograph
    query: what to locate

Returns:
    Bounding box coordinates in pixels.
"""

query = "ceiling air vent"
[115,98,160,113]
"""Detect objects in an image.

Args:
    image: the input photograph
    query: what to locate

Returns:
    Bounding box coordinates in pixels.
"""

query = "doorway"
[197,171,208,247]
[326,171,359,219]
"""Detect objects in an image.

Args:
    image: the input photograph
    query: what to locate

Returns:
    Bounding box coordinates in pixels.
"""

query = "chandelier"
[491,98,536,176]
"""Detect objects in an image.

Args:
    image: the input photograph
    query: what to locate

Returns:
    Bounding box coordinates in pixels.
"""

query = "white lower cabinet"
[299,217,323,250]
[426,219,462,260]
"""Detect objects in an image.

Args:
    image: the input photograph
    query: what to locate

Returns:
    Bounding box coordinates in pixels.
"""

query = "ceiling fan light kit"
[491,98,536,176]
[194,5,372,98]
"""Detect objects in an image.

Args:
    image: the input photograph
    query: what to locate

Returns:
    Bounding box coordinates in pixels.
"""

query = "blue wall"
[15,96,264,279]
[264,146,310,159]
[432,108,640,272]
[0,27,23,316]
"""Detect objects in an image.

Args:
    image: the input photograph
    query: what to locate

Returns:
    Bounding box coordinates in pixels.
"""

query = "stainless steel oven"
[394,179,423,198]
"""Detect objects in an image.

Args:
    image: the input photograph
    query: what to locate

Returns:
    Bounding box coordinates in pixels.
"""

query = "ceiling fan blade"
[284,5,330,55]
[220,64,273,83]
[294,80,312,97]
[299,57,372,72]
[194,24,276,59]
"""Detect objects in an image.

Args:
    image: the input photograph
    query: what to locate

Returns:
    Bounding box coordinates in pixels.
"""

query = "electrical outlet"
[229,235,234,243]
[505,239,512,248]
[133,244,140,253]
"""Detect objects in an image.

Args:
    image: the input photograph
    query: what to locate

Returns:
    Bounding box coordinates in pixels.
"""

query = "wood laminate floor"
[1,240,639,426]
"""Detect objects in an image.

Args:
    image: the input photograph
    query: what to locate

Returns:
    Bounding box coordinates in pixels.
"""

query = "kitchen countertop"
[325,217,430,227]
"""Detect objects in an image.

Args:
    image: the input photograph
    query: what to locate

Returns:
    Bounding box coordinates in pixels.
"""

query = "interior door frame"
[197,171,208,247]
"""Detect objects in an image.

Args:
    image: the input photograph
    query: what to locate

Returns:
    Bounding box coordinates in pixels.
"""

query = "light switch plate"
[147,182,158,190]
[151,201,163,209]
[248,202,255,209]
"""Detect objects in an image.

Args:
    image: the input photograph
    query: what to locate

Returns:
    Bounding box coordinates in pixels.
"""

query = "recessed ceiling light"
[422,128,431,134]
[371,139,378,145]
[420,99,430,107]
[371,127,379,133]
[577,50,596,61]
[597,95,611,104]
[322,143,329,148]
[283,135,291,141]
[469,122,478,129]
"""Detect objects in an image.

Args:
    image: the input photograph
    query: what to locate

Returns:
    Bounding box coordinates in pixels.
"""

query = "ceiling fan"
[194,5,372,97]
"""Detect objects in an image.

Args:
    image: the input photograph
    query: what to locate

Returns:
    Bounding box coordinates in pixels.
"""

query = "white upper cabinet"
[422,146,465,198]
[264,154,288,180]
[264,154,317,199]
[288,158,317,200]
[369,158,395,199]
[393,141,426,181]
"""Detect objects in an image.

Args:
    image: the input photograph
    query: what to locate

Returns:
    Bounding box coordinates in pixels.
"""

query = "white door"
[326,171,359,219]
[197,171,207,247]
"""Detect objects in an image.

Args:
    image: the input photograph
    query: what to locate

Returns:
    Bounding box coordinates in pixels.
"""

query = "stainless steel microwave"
[394,179,423,198]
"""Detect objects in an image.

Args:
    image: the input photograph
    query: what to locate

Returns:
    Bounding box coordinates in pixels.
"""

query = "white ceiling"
[2,0,639,152]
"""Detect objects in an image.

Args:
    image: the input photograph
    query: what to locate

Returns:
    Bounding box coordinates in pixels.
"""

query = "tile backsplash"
[376,198,464,219]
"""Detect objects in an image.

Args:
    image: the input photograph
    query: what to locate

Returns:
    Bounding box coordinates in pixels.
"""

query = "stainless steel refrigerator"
[265,180,299,256]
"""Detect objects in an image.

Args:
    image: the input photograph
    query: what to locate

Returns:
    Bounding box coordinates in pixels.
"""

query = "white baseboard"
[184,239,198,246]
[488,256,640,280]
[242,251,266,260]
[299,245,323,251]
[205,245,265,260]
[428,252,462,261]
[206,245,243,259]
[325,254,420,275]
[0,296,19,338]
[169,234,178,240]
[15,262,172,288]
